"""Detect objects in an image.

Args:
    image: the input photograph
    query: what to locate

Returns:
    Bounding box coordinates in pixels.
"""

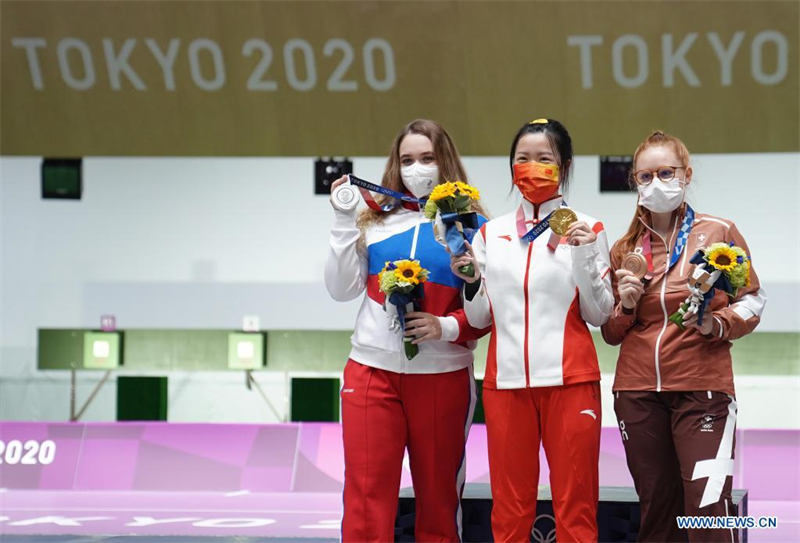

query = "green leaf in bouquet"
[423,199,439,220]
[440,198,457,214]
[668,304,689,330]
[379,271,399,293]
[394,281,416,293]
[728,266,748,290]
[404,338,419,359]
[454,195,471,211]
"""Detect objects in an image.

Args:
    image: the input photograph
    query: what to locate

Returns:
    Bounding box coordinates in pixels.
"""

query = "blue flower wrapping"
[388,284,425,359]
[440,211,479,257]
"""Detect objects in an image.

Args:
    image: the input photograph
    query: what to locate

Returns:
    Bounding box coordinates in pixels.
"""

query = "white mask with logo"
[400,162,439,199]
[637,178,686,213]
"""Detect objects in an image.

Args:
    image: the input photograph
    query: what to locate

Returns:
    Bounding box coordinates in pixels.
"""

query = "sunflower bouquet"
[423,181,481,277]
[669,242,751,330]
[378,259,430,359]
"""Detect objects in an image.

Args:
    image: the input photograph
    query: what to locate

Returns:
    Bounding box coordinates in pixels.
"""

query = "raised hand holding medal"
[329,176,360,213]
[561,213,597,246]
[550,208,578,236]
[616,252,647,311]
[331,181,360,212]
[621,252,648,280]
[547,207,598,247]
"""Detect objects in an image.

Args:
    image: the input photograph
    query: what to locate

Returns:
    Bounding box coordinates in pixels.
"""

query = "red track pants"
[483,381,601,543]
[341,359,476,543]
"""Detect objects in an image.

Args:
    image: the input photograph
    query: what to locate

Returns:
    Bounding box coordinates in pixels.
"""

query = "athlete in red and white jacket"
[325,119,488,543]
[452,119,613,543]
[463,195,612,389]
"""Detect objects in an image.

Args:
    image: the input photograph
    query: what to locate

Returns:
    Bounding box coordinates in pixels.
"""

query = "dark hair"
[508,118,574,193]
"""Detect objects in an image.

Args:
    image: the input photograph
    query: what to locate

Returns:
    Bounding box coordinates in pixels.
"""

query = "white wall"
[1,153,798,423]
[5,370,796,430]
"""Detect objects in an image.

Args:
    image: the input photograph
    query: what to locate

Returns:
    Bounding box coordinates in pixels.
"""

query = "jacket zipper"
[402,220,422,373]
[523,241,533,387]
[647,220,679,392]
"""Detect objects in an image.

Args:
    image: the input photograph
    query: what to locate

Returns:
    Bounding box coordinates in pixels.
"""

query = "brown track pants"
[614,390,739,543]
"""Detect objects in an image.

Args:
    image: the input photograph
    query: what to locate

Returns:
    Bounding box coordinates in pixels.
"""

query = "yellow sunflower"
[455,181,480,200]
[430,182,457,202]
[394,260,426,285]
[706,244,739,272]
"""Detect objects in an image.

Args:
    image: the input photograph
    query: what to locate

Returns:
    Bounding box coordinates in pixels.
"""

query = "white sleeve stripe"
[731,287,767,320]
[732,305,756,321]
[694,217,732,229]
[714,316,724,339]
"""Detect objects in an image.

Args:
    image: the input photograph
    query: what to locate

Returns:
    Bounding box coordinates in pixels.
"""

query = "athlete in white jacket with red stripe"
[451,119,614,543]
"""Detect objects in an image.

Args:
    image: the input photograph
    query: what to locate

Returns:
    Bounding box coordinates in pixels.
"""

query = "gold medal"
[549,208,578,236]
[622,252,648,280]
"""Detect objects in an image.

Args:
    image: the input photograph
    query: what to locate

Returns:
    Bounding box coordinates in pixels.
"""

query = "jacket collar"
[636,205,685,244]
[516,195,563,235]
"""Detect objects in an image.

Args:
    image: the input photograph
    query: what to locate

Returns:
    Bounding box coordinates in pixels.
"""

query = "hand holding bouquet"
[423,181,481,277]
[378,259,429,359]
[669,242,751,330]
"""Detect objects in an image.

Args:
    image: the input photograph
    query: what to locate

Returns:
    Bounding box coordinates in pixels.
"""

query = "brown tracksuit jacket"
[602,212,766,396]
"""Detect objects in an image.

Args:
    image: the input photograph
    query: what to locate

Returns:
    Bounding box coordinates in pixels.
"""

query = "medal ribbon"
[516,200,569,249]
[671,205,695,267]
[641,205,695,278]
[348,174,423,212]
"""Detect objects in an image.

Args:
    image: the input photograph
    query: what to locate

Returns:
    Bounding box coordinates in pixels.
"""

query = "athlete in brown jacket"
[602,131,766,543]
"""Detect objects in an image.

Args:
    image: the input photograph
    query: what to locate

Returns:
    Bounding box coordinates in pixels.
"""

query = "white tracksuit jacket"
[325,207,488,374]
[464,196,614,389]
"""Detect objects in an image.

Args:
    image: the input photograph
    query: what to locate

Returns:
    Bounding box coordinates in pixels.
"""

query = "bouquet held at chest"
[424,181,481,277]
[669,242,751,330]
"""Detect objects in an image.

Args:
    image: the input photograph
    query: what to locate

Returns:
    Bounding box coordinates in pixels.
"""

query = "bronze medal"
[622,252,648,280]
[549,208,578,236]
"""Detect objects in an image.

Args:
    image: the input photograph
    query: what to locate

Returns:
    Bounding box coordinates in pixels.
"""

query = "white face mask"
[637,178,686,213]
[400,162,439,199]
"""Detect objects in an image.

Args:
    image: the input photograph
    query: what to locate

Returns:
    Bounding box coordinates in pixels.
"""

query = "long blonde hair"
[610,131,691,266]
[357,119,486,248]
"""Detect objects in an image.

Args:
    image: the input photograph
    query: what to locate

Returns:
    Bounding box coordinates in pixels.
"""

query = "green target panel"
[291,377,340,422]
[83,332,121,369]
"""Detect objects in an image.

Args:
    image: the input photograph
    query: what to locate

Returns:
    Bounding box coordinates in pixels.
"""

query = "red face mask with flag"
[513,161,560,204]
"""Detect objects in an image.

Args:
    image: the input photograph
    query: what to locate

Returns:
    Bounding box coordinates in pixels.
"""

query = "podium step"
[396,483,748,542]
